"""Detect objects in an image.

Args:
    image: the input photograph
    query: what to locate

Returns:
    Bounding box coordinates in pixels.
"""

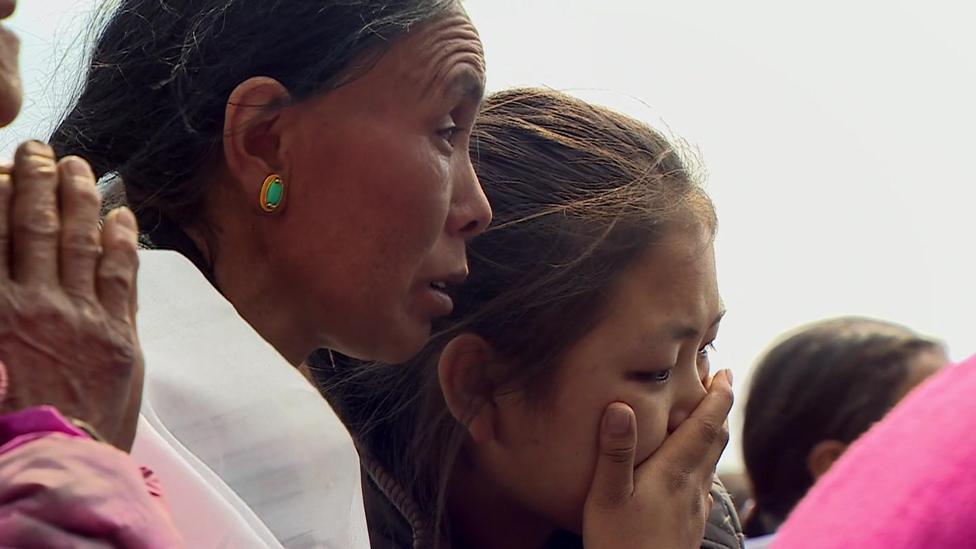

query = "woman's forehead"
[376,11,485,102]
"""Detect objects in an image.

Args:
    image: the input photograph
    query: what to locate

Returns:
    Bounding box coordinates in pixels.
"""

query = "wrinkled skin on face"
[218,6,492,364]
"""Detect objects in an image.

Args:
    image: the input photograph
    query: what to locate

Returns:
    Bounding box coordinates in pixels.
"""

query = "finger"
[0,511,113,549]
[11,141,60,286]
[640,369,733,485]
[58,156,102,298]
[0,162,12,279]
[586,402,637,509]
[97,207,139,321]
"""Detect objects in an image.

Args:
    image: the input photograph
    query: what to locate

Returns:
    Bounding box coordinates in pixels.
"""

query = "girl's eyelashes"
[697,341,717,380]
[630,341,716,385]
[629,368,673,385]
[698,341,717,360]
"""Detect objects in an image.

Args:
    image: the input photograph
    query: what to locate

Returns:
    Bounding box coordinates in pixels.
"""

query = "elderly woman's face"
[0,0,20,127]
[262,5,492,363]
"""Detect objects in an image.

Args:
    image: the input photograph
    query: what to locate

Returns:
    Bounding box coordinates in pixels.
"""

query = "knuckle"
[16,291,70,325]
[97,324,139,373]
[665,464,695,494]
[62,228,101,256]
[603,444,635,465]
[712,381,734,406]
[98,263,133,293]
[103,224,138,254]
[15,155,58,180]
[67,181,101,211]
[0,173,11,198]
[693,417,727,446]
[15,202,60,238]
[107,338,138,370]
[597,489,631,508]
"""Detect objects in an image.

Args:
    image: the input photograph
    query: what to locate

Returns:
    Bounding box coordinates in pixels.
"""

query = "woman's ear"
[807,439,848,481]
[438,333,500,445]
[223,77,290,208]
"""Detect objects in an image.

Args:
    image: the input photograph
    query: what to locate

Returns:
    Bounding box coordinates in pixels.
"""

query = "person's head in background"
[324,88,725,548]
[0,0,21,126]
[742,316,946,537]
[50,0,491,366]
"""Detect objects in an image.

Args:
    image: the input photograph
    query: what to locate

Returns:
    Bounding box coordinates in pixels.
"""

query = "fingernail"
[604,404,633,436]
[724,369,734,385]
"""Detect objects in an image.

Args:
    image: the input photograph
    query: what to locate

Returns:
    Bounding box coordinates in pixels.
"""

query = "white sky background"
[3,0,974,471]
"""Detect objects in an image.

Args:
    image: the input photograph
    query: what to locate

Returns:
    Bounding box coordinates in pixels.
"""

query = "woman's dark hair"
[49,0,455,263]
[741,316,942,536]
[319,87,717,546]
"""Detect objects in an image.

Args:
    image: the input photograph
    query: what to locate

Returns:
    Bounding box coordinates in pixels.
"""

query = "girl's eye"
[698,342,717,361]
[632,368,673,385]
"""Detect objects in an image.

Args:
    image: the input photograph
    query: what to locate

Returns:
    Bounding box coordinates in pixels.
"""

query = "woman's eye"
[437,125,464,147]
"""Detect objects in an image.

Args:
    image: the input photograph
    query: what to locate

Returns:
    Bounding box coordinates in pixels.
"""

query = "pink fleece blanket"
[772,355,976,548]
[0,407,182,547]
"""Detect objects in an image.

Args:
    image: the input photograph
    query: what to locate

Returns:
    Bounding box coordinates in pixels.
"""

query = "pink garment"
[772,355,976,548]
[0,407,182,548]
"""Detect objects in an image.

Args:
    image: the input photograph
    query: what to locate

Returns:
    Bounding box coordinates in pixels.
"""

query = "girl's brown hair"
[742,316,942,536]
[318,87,716,544]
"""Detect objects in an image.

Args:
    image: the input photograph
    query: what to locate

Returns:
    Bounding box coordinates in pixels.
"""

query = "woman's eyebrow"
[435,66,485,105]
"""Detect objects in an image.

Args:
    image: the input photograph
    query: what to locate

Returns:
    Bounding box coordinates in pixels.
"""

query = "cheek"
[631,398,672,465]
[288,132,450,272]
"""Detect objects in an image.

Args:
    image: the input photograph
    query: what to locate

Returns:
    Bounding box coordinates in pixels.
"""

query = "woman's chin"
[371,320,431,365]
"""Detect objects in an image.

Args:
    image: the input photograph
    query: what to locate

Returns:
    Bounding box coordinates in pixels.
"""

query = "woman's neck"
[447,458,556,549]
[185,219,312,366]
[215,261,311,365]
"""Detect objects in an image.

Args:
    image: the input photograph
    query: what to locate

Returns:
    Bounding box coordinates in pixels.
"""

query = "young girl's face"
[472,227,723,535]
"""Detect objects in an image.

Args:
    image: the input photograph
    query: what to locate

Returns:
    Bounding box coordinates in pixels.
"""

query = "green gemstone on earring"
[265,178,283,208]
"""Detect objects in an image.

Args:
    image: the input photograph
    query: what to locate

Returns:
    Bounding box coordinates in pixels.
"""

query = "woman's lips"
[419,285,454,318]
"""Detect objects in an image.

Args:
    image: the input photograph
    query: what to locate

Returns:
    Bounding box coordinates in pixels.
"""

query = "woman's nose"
[447,162,492,240]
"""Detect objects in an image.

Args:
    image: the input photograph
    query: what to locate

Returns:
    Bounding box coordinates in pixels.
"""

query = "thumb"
[587,402,637,508]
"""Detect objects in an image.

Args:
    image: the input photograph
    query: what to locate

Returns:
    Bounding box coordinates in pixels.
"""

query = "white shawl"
[131,250,369,549]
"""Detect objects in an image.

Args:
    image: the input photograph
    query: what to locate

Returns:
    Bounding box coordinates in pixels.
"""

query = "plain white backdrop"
[3,0,974,470]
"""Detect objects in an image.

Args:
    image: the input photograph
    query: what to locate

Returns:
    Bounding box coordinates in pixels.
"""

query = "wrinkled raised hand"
[583,369,734,549]
[0,140,143,450]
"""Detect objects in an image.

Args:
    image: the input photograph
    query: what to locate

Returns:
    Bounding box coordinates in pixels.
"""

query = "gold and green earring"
[259,174,285,213]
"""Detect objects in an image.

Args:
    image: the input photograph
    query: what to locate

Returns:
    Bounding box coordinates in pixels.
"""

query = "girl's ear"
[438,333,500,444]
[807,439,848,480]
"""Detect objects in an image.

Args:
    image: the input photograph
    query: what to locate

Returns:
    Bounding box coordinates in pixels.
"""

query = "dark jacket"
[360,449,744,549]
